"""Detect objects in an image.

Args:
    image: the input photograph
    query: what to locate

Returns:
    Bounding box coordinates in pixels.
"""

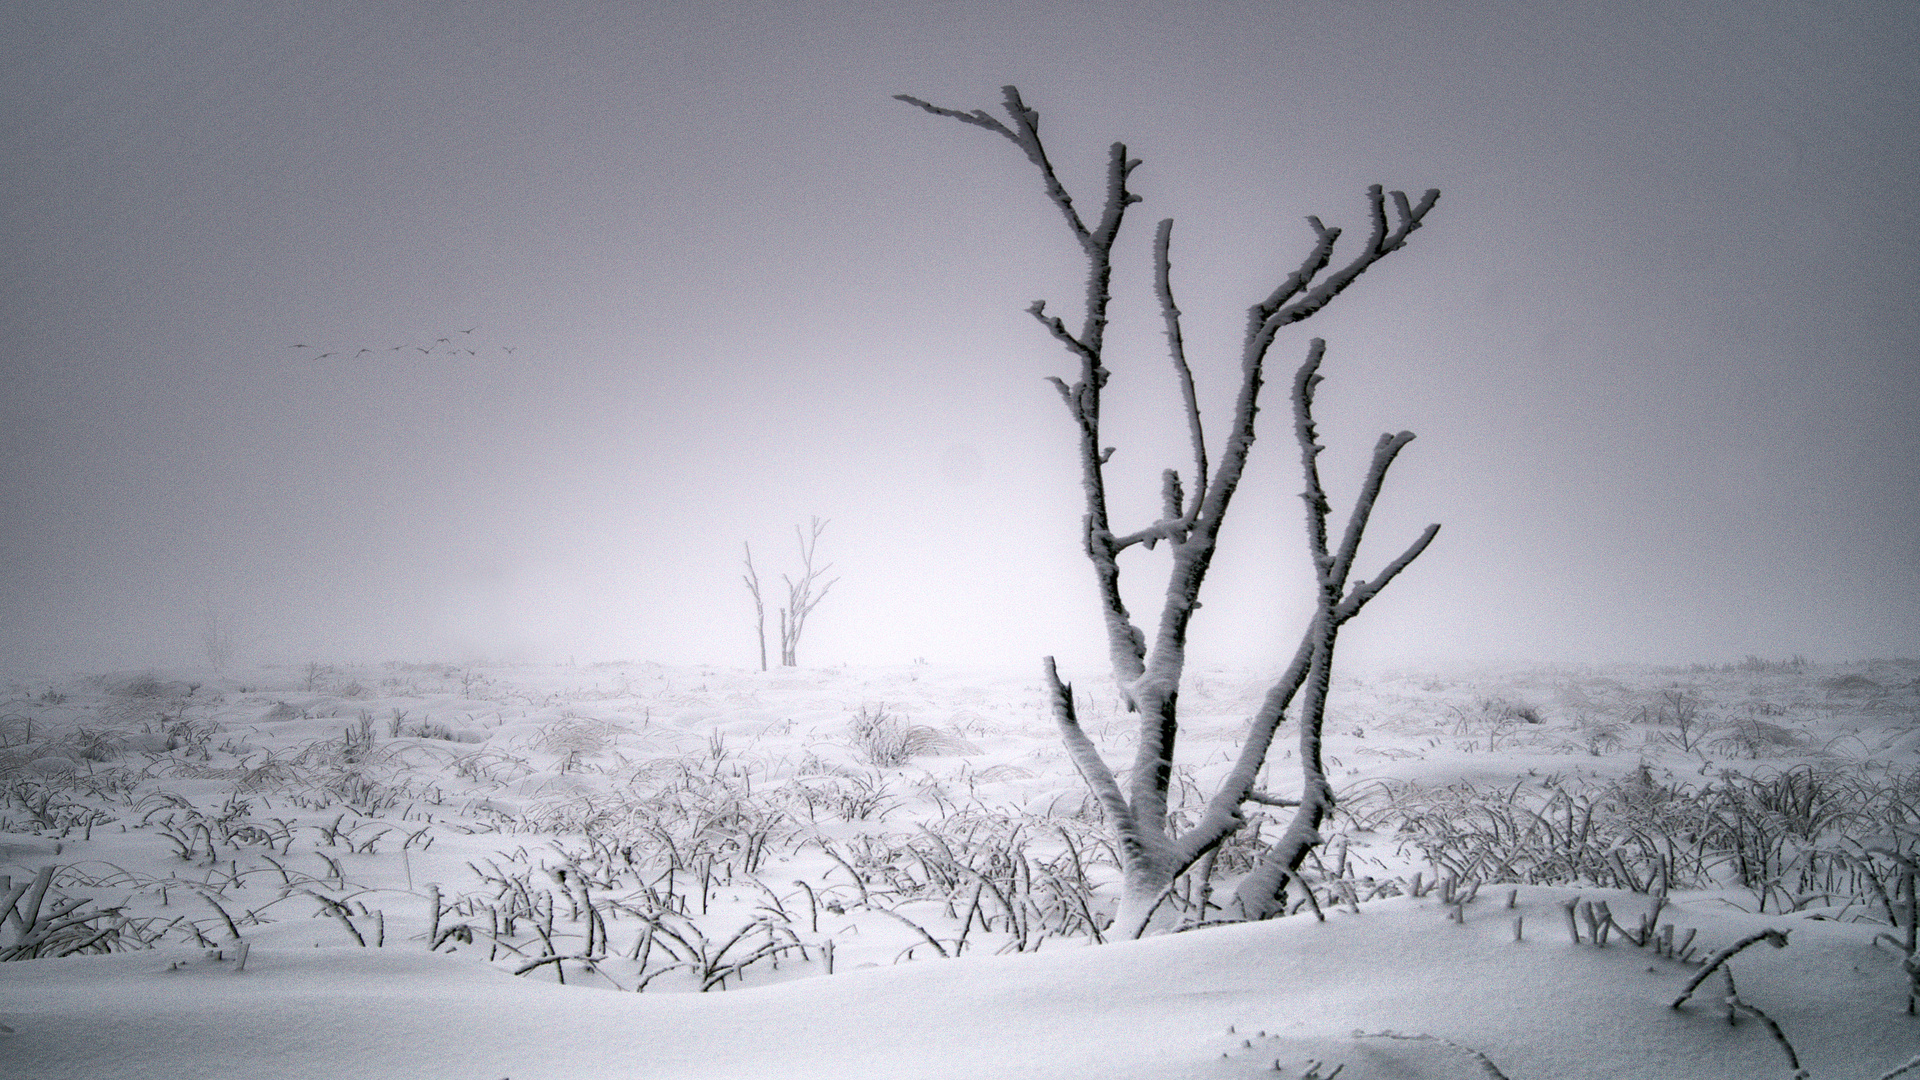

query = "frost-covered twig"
[872,906,949,959]
[1724,995,1807,1080]
[1671,927,1789,1009]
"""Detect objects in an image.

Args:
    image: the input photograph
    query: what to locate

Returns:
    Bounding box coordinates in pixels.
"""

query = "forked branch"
[1225,343,1439,918]
[1246,185,1440,356]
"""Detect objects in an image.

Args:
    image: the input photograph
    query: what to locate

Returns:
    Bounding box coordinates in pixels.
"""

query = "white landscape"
[1,657,1916,1079]
[6,4,1917,1080]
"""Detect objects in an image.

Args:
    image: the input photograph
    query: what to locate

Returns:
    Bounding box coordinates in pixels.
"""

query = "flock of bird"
[285,327,520,360]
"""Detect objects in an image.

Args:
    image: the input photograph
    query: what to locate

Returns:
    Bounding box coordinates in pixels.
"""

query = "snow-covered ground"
[1,657,1916,1078]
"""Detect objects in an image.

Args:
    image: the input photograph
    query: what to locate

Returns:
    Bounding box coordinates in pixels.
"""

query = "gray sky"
[4,0,1916,677]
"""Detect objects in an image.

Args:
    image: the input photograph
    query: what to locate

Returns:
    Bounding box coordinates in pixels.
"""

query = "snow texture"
[2,659,1916,1078]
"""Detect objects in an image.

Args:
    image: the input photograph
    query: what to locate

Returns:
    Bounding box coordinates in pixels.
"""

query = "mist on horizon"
[4,1,1917,680]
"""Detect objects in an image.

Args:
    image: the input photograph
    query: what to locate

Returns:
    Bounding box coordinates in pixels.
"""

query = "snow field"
[1,657,1917,1077]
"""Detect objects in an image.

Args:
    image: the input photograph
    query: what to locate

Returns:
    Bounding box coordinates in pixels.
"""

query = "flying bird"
[355,348,373,356]
[502,347,516,354]
[289,344,311,350]
[459,327,476,334]
[314,352,336,360]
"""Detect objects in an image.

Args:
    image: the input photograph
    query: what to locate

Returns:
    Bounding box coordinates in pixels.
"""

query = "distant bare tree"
[742,543,770,672]
[900,86,1441,935]
[198,604,237,672]
[742,518,839,669]
[778,517,837,666]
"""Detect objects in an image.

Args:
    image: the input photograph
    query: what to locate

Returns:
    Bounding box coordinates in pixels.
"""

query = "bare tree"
[742,518,839,669]
[778,517,838,666]
[197,602,238,672]
[899,86,1441,936]
[742,542,770,672]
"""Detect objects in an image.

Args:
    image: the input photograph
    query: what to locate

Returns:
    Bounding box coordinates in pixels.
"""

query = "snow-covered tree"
[898,86,1441,935]
[742,517,838,670]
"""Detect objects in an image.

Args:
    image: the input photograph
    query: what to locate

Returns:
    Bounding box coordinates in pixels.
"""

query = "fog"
[4,0,1916,677]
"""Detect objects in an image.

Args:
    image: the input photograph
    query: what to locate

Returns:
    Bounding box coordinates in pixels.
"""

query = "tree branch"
[1293,340,1336,579]
[897,86,1153,690]
[1173,622,1315,867]
[742,542,768,672]
[777,517,838,666]
[1092,142,1144,252]
[1336,522,1441,624]
[1246,187,1441,361]
[891,94,1021,143]
[1044,657,1135,839]
[1246,219,1340,343]
[1228,345,1440,918]
[1110,518,1187,552]
[895,87,1094,244]
[1154,218,1207,525]
[1027,300,1097,364]
[1281,186,1440,326]
[1329,431,1417,588]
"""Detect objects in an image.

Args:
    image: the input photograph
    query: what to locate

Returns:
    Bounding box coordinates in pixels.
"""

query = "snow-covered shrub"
[848,705,976,767]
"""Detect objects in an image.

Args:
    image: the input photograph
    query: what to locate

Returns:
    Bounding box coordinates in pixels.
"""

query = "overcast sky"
[3,0,1916,678]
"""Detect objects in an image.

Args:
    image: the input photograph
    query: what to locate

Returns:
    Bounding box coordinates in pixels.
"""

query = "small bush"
[1822,673,1882,695]
[849,705,978,767]
[111,673,165,699]
[1713,717,1801,758]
